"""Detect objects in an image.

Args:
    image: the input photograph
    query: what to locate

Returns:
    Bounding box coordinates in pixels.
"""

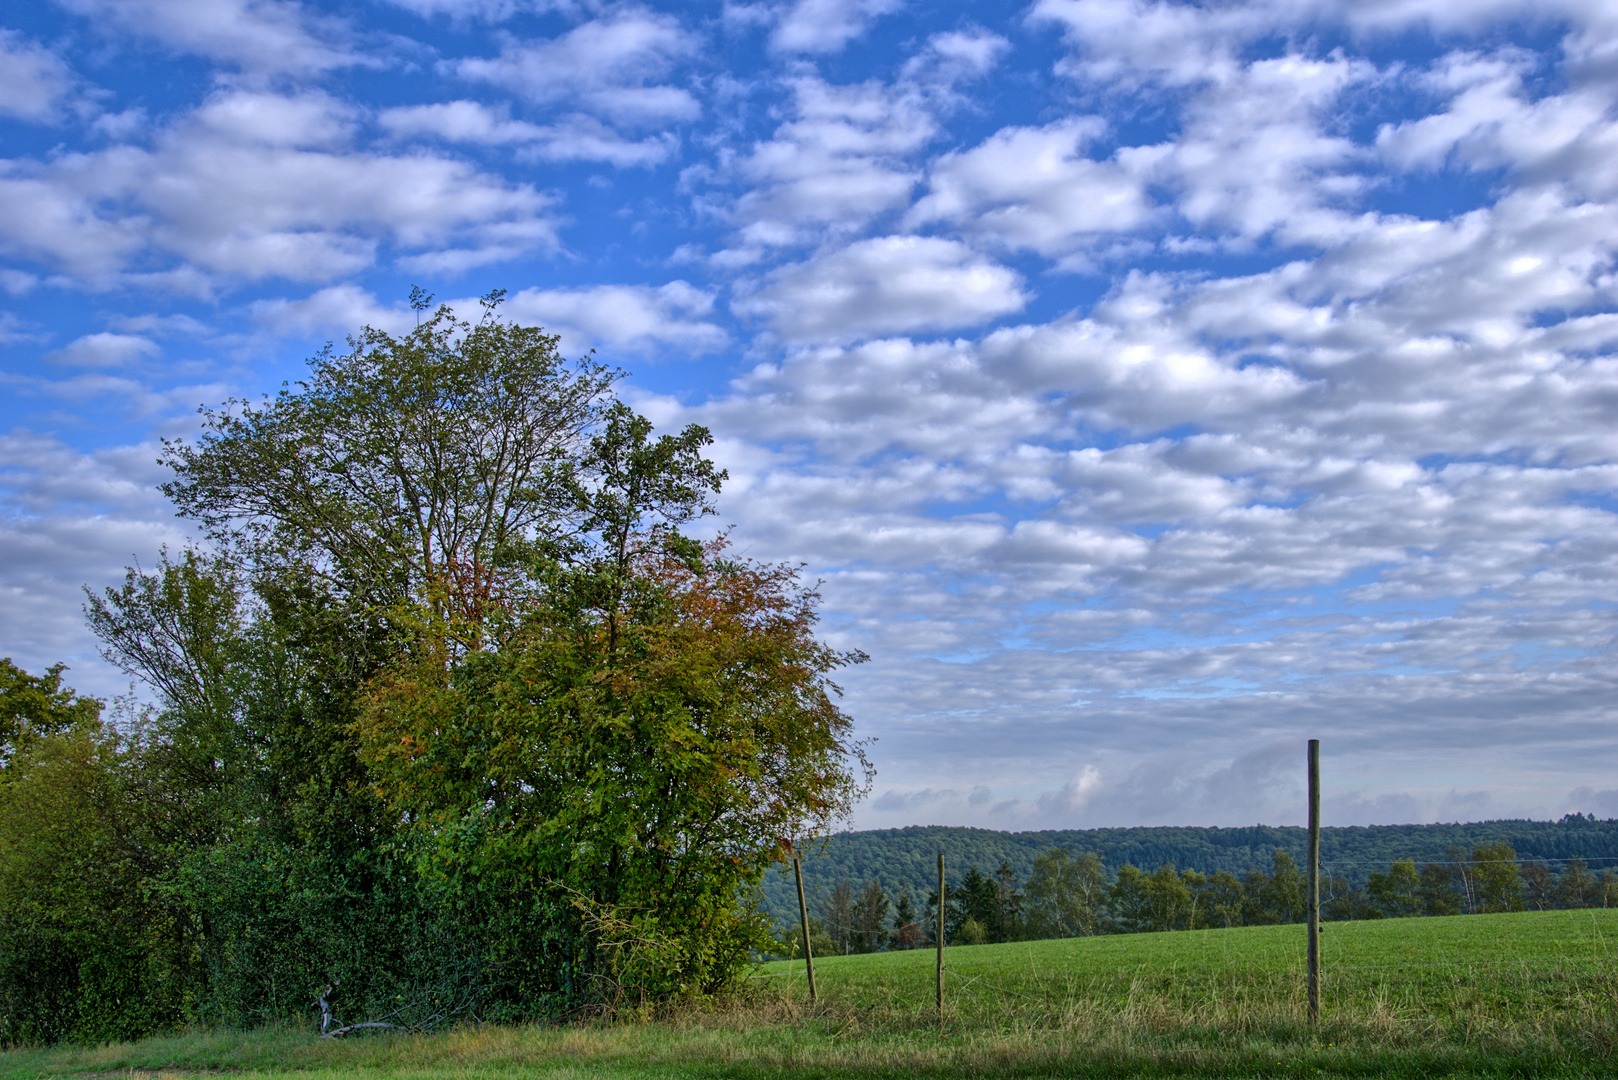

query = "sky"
[3,0,1618,833]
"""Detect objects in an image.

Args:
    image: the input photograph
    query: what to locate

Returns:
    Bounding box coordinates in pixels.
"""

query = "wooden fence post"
[936,852,945,1015]
[1307,738,1320,1024]
[794,855,816,1003]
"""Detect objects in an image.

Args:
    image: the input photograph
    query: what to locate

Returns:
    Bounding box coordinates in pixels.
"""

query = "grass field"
[5,910,1616,1079]
[768,906,1618,1027]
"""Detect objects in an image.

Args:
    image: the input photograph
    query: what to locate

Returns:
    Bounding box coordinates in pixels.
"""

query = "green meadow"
[6,909,1616,1079]
[766,906,1618,1023]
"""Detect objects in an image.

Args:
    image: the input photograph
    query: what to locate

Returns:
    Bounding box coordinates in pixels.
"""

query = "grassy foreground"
[5,909,1616,1079]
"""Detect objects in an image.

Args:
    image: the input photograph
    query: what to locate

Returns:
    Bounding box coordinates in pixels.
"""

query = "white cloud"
[719,77,938,254]
[520,116,677,166]
[91,108,148,140]
[379,101,678,166]
[503,281,727,354]
[1324,0,1610,36]
[908,117,1155,254]
[1034,745,1300,827]
[46,332,159,368]
[1028,0,1617,89]
[0,313,40,344]
[0,31,76,122]
[378,0,563,18]
[1377,50,1618,201]
[381,100,537,143]
[108,312,212,338]
[454,10,700,124]
[1023,9,1618,255]
[0,90,561,284]
[53,0,357,74]
[0,168,146,279]
[253,280,727,356]
[671,142,1618,782]
[704,41,1014,259]
[1050,442,1249,524]
[736,235,1027,342]
[250,283,418,337]
[0,431,192,700]
[770,0,903,54]
[1029,0,1263,87]
[0,271,39,297]
[899,27,1012,87]
[1159,53,1376,246]
[191,89,359,148]
[1566,786,1618,818]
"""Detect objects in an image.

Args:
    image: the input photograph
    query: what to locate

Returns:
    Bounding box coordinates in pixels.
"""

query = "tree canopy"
[159,293,614,614]
[3,294,869,1045]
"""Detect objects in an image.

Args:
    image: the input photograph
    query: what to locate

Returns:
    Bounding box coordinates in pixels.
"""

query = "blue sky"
[4,0,1618,830]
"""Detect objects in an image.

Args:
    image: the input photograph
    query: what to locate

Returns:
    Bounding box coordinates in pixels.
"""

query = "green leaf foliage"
[158,295,615,616]
[355,540,868,1007]
[0,659,102,766]
[0,669,186,1045]
[5,295,869,1045]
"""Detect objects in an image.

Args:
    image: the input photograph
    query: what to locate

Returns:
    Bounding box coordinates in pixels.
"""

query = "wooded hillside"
[761,817,1618,930]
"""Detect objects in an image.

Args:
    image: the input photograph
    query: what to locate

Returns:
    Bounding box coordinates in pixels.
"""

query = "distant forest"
[762,817,1618,935]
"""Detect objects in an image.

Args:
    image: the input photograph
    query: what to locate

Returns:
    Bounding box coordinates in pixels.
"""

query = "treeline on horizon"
[776,836,1618,957]
[762,818,1618,943]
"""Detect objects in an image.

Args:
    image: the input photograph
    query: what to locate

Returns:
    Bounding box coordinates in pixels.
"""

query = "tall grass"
[5,910,1616,1078]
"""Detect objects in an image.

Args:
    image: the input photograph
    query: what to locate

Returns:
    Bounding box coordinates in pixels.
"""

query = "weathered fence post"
[794,855,816,1003]
[936,852,946,1015]
[1307,738,1321,1024]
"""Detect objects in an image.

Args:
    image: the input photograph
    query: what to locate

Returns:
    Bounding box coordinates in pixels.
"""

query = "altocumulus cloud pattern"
[3,0,1617,830]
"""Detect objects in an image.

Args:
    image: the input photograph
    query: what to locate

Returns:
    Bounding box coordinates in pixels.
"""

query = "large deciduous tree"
[355,538,868,1002]
[1024,848,1108,939]
[159,292,614,625]
[1471,843,1524,914]
[73,292,869,1031]
[1367,858,1422,918]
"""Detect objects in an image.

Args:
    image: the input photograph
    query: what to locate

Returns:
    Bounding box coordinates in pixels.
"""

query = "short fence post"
[1307,738,1321,1023]
[936,852,946,1015]
[794,855,816,1003]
